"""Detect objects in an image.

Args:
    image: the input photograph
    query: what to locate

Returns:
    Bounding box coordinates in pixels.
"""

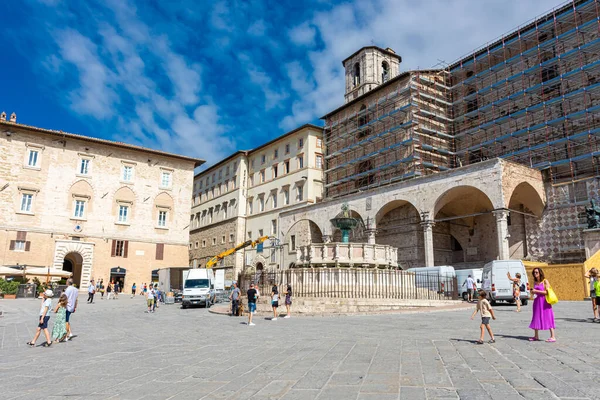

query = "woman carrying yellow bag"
[529,267,557,342]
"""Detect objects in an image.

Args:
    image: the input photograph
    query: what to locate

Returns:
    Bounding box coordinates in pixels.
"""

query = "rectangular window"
[194,241,199,249]
[161,172,171,188]
[232,177,237,189]
[224,180,229,193]
[27,150,39,167]
[285,144,290,154]
[79,159,90,175]
[258,229,264,237]
[13,240,26,251]
[260,170,265,183]
[259,197,265,212]
[74,200,86,218]
[247,231,252,240]
[298,138,304,148]
[158,210,167,227]
[199,181,203,189]
[208,209,213,223]
[229,233,234,243]
[284,160,290,174]
[226,166,230,176]
[297,155,304,169]
[316,154,323,169]
[156,243,164,260]
[218,170,222,179]
[223,204,228,218]
[212,237,216,245]
[317,138,323,148]
[212,174,216,183]
[21,194,33,212]
[248,200,253,215]
[291,235,296,251]
[122,166,133,182]
[206,177,209,186]
[297,185,304,202]
[272,193,277,208]
[221,235,225,244]
[118,205,129,223]
[202,240,206,247]
[274,149,279,158]
[273,165,278,178]
[271,219,277,235]
[283,189,289,205]
[261,155,266,164]
[112,240,128,257]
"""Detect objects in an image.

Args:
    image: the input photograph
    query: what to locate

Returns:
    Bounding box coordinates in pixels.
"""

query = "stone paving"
[1,297,599,400]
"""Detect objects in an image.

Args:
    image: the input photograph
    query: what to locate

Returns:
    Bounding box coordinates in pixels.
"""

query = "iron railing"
[239,269,458,300]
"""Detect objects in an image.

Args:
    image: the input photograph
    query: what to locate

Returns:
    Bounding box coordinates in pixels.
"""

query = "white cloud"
[239,53,288,111]
[248,19,267,36]
[288,22,316,46]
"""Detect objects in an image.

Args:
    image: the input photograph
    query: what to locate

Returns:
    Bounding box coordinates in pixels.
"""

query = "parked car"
[481,260,529,305]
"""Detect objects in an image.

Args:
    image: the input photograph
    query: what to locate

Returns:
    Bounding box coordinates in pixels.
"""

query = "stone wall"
[189,217,241,269]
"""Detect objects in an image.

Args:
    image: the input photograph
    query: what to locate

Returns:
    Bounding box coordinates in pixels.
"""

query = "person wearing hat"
[87,279,96,304]
[27,289,54,347]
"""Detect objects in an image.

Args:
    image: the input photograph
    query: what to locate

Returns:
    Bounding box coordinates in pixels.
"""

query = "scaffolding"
[449,0,600,183]
[323,70,453,199]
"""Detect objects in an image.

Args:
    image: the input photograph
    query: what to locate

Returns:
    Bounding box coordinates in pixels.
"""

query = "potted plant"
[0,279,20,299]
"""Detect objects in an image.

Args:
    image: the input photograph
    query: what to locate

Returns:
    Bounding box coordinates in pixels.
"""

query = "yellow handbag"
[545,282,558,305]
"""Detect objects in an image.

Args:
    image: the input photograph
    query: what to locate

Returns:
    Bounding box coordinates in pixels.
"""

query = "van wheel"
[182,304,187,309]
[522,299,528,306]
[462,293,468,301]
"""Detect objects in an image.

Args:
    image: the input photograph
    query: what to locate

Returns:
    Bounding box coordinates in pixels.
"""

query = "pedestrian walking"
[593,274,600,323]
[114,281,120,299]
[229,282,241,316]
[464,274,476,302]
[87,279,95,303]
[99,279,105,299]
[247,282,258,326]
[284,284,292,318]
[51,294,68,343]
[106,282,113,300]
[585,268,599,321]
[529,267,557,342]
[471,290,496,344]
[271,284,279,321]
[64,278,78,341]
[507,272,523,312]
[27,289,54,347]
[146,285,155,313]
[142,283,147,296]
[152,284,159,311]
[131,283,137,298]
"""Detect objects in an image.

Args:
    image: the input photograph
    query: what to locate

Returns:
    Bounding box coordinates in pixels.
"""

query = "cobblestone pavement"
[1,297,599,400]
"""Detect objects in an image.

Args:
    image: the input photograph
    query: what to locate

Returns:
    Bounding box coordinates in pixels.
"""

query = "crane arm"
[206,237,270,268]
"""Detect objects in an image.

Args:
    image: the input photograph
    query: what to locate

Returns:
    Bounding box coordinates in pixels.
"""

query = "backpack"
[519,282,526,292]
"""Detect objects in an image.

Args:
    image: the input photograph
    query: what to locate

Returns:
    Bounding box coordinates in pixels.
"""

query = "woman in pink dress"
[529,267,556,342]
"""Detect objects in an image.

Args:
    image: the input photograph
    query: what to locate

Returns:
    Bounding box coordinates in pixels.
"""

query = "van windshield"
[185,279,210,289]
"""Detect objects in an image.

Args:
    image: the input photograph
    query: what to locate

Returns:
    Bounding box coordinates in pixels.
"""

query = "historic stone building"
[0,115,203,291]
[189,125,324,278]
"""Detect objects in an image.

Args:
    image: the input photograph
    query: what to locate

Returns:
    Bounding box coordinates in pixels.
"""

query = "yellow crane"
[205,236,270,268]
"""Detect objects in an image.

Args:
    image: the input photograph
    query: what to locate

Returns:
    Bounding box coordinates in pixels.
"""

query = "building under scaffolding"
[322,0,600,263]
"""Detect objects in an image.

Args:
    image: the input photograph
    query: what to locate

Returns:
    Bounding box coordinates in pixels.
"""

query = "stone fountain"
[330,203,360,243]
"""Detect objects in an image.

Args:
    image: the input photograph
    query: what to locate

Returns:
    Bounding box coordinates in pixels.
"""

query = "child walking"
[51,294,68,343]
[27,289,54,347]
[471,290,496,344]
[585,268,599,322]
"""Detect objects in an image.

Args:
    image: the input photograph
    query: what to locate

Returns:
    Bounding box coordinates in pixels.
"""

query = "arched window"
[382,61,389,82]
[355,160,374,189]
[353,62,361,86]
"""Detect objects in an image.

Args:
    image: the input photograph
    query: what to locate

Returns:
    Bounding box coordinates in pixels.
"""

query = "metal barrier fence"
[17,284,38,298]
[238,269,458,301]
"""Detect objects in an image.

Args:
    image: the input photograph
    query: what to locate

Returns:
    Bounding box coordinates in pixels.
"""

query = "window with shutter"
[123,241,129,258]
[25,241,31,252]
[9,240,15,250]
[16,231,27,241]
[111,240,116,257]
[156,243,164,260]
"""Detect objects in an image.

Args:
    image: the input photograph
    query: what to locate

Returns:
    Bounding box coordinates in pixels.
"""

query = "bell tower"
[343,46,401,103]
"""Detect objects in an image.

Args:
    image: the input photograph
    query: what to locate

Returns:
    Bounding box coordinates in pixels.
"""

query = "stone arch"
[154,192,174,226]
[68,179,94,215]
[374,200,421,269]
[113,186,136,218]
[508,182,545,217]
[433,186,496,266]
[53,240,95,290]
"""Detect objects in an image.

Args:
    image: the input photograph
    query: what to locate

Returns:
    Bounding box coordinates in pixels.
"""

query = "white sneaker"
[284,315,290,319]
[272,317,277,321]
[249,322,256,326]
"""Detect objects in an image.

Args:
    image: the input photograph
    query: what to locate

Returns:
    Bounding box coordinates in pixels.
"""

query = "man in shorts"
[64,278,79,340]
[247,283,258,326]
[464,275,475,303]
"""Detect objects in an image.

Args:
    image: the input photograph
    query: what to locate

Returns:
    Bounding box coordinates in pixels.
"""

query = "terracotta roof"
[0,120,205,167]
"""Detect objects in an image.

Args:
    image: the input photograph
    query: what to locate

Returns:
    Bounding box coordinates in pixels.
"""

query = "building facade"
[189,125,324,277]
[0,116,203,291]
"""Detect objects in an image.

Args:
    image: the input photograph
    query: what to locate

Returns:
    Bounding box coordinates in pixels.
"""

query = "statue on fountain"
[585,199,600,229]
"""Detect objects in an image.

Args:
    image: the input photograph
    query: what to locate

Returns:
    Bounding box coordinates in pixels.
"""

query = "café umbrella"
[23,266,72,283]
[0,266,25,276]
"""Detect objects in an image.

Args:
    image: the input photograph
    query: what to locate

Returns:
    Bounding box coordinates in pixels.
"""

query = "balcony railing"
[296,243,399,268]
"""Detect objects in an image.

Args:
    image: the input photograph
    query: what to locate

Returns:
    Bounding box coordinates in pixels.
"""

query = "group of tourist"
[472,267,557,344]
[27,278,78,347]
[239,282,292,326]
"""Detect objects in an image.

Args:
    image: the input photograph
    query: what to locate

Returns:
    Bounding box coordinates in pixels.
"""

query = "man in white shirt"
[64,278,79,340]
[87,279,95,304]
[464,275,475,303]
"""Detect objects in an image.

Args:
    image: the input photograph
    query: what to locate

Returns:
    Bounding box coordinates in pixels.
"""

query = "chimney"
[9,112,16,123]
[0,112,5,122]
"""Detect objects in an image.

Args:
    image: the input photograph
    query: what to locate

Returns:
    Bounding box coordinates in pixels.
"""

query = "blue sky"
[0,0,556,167]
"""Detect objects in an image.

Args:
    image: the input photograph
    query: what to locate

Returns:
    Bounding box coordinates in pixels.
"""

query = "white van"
[456,269,483,301]
[482,260,529,305]
[407,266,456,294]
[182,269,215,309]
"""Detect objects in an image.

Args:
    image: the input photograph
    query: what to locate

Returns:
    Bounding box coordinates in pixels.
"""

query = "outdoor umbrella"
[0,266,24,276]
[23,267,72,278]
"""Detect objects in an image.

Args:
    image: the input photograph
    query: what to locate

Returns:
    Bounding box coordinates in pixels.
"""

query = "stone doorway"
[62,252,83,287]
